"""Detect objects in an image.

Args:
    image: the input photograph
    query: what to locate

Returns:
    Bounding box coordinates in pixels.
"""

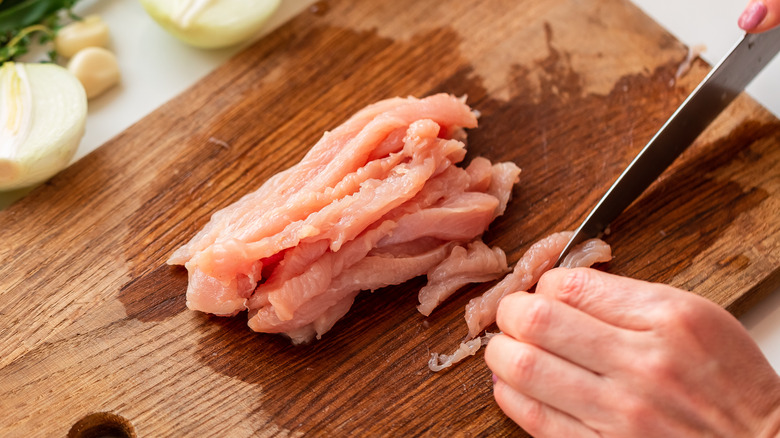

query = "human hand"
[484,267,780,437]
[739,0,780,33]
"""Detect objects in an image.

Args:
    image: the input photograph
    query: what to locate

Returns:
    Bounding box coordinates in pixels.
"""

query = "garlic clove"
[66,47,121,100]
[55,15,111,59]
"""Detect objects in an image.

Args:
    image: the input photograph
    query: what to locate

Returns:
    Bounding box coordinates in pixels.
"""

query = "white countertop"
[2,0,779,372]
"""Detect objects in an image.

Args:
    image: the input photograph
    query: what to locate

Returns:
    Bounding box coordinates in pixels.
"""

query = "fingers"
[485,334,611,424]
[739,0,780,33]
[535,267,679,331]
[496,292,632,375]
[492,378,599,438]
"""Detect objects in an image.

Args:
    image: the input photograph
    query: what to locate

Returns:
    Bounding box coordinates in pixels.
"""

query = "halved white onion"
[140,0,281,49]
[0,62,87,191]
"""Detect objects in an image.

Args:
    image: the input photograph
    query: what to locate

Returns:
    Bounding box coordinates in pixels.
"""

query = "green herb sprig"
[0,0,82,64]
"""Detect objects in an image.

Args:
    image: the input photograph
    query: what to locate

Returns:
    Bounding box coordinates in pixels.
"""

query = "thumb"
[739,0,780,33]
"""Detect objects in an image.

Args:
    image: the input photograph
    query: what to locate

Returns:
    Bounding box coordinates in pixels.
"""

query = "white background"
[2,0,779,371]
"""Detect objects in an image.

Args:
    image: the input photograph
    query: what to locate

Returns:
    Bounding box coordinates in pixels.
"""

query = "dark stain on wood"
[118,265,188,322]
[434,26,694,260]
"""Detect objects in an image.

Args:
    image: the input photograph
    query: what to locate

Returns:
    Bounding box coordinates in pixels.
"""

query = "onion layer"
[0,62,87,191]
[140,0,281,49]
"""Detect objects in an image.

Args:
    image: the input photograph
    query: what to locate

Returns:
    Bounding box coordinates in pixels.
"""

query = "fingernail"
[739,1,768,31]
[492,373,498,384]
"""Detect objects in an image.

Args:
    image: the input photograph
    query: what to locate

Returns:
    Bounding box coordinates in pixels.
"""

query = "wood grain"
[2,0,779,436]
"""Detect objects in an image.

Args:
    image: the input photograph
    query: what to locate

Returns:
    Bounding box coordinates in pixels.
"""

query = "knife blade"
[555,26,780,267]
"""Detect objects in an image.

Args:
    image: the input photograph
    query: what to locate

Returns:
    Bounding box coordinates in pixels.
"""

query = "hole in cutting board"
[67,412,136,438]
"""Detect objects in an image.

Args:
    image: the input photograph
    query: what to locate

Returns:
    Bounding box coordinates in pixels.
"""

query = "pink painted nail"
[739,1,768,31]
[492,373,498,384]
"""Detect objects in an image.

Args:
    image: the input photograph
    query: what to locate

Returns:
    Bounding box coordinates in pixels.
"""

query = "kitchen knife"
[555,26,780,266]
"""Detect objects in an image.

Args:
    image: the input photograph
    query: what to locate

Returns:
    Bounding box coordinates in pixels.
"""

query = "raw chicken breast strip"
[560,238,613,268]
[464,232,612,339]
[417,241,508,317]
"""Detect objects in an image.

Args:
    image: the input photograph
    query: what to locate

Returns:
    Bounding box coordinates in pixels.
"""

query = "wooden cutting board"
[2,0,779,436]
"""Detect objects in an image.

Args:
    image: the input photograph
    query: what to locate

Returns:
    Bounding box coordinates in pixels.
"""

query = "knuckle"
[518,297,552,336]
[519,397,547,433]
[650,307,678,331]
[654,294,702,330]
[620,395,651,427]
[493,381,545,436]
[509,345,537,380]
[556,267,593,305]
[640,350,675,381]
[674,295,707,322]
